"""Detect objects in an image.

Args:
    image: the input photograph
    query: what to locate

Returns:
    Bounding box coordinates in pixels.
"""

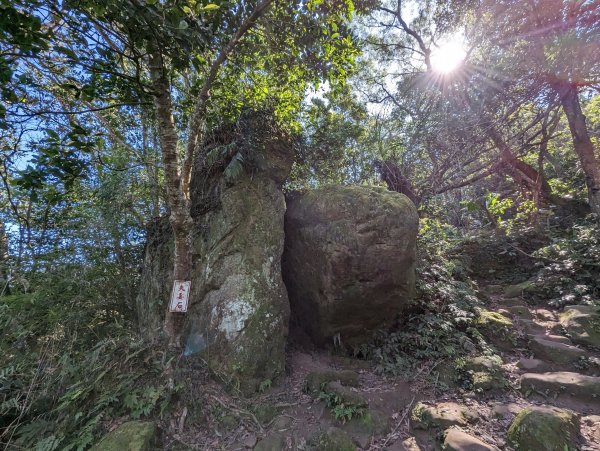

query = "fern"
[224,152,245,181]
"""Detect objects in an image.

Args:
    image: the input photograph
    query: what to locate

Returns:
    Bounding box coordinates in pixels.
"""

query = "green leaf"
[201,4,220,11]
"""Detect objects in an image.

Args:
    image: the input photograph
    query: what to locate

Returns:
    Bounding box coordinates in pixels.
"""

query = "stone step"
[443,428,499,451]
[518,319,547,335]
[527,333,572,345]
[505,305,534,320]
[529,336,587,365]
[520,372,600,401]
[517,358,551,372]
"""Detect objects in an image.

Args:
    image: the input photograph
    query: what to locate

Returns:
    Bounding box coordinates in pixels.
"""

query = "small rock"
[411,402,477,430]
[583,415,600,426]
[304,370,360,397]
[529,336,586,365]
[271,416,293,430]
[506,305,534,319]
[535,309,556,322]
[443,428,498,450]
[253,405,279,426]
[385,437,422,451]
[90,421,155,451]
[507,406,579,451]
[517,358,548,372]
[560,305,600,348]
[520,372,600,400]
[311,427,356,451]
[342,409,389,437]
[242,434,258,448]
[323,381,368,408]
[491,403,521,419]
[255,432,287,451]
[519,319,546,335]
[503,280,535,299]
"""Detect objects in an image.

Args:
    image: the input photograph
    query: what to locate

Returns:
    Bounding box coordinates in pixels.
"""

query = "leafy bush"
[527,214,600,307]
[367,219,481,376]
[317,384,366,423]
[0,264,174,450]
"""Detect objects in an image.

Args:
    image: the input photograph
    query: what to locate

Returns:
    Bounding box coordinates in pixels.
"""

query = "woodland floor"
[164,281,600,451]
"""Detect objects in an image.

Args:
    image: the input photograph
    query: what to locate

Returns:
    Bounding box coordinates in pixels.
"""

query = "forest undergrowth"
[1,213,599,449]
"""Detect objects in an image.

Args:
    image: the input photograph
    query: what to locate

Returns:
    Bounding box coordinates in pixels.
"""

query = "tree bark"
[488,129,566,207]
[374,159,420,205]
[149,49,193,346]
[555,82,600,214]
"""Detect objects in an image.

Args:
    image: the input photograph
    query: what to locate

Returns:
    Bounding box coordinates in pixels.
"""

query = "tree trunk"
[556,82,600,214]
[149,49,193,346]
[0,222,9,296]
[374,159,420,205]
[488,129,567,207]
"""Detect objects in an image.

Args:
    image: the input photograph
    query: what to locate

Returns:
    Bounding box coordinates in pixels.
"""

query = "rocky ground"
[96,281,600,451]
[226,282,599,451]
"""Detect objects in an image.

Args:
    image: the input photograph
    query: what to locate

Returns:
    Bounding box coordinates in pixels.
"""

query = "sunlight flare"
[431,40,467,74]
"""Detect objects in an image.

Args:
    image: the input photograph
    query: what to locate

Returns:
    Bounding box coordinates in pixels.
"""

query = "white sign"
[169,280,191,313]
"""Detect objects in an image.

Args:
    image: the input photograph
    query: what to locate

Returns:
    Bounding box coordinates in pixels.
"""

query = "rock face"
[136,113,293,393]
[507,406,579,451]
[283,185,418,346]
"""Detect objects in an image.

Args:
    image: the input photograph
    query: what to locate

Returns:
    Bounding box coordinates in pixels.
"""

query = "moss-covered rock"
[455,355,508,392]
[475,310,517,351]
[503,280,536,299]
[323,381,368,408]
[90,421,155,451]
[283,185,418,346]
[254,432,287,451]
[136,114,294,395]
[560,305,600,348]
[253,404,280,425]
[411,402,478,430]
[312,427,357,451]
[304,370,360,397]
[342,409,389,436]
[507,406,579,451]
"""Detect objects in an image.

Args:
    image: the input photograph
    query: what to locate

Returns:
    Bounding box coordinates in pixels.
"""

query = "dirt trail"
[172,283,600,450]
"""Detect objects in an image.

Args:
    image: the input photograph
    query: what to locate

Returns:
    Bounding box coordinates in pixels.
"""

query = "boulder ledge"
[283,185,418,346]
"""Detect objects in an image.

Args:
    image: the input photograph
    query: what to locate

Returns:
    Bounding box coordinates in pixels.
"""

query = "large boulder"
[282,185,418,346]
[560,305,600,348]
[136,112,293,394]
[507,406,580,451]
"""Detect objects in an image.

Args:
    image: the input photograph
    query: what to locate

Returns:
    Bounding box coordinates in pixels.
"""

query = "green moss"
[253,404,280,425]
[503,280,536,299]
[343,410,389,436]
[313,428,357,451]
[476,311,513,328]
[508,407,579,451]
[90,421,155,451]
[475,310,518,351]
[560,306,600,348]
[455,355,508,392]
